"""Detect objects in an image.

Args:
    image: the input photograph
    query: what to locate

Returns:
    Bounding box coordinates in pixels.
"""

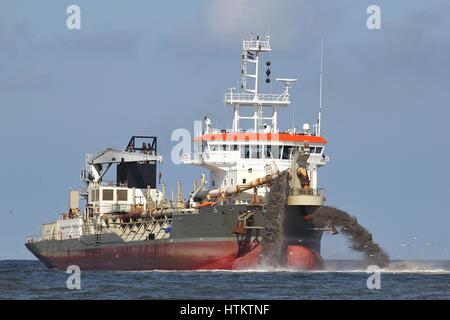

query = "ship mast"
[316,40,324,136]
[225,34,296,133]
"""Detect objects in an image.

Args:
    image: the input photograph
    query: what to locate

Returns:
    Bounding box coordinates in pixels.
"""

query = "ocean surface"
[0,260,448,300]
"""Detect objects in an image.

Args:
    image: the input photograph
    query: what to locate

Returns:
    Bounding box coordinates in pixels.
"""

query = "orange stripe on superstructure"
[193,133,328,144]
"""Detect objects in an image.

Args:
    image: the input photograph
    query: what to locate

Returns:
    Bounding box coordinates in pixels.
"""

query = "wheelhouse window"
[102,189,114,201]
[307,146,323,154]
[282,145,295,159]
[241,145,250,159]
[117,189,128,201]
[209,144,218,151]
[270,145,282,159]
[251,145,261,159]
[265,145,271,158]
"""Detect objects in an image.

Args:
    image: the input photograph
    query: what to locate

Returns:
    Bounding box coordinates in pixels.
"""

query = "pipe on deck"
[206,166,310,199]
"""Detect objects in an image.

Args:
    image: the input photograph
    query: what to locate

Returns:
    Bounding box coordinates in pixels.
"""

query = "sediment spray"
[260,171,289,267]
[261,171,389,268]
[311,206,390,267]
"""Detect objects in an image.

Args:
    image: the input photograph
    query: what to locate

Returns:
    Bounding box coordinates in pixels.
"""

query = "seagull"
[424,241,434,246]
[400,243,411,247]
[412,236,420,240]
[297,238,304,243]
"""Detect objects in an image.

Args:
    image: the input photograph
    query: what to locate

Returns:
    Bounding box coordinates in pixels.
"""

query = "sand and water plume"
[311,206,390,267]
[260,171,290,267]
[260,167,390,269]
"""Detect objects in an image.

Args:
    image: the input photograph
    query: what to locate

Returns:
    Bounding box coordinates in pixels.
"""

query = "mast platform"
[224,92,290,106]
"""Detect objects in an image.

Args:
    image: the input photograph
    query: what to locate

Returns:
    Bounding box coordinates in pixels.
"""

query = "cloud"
[202,0,266,38]
[201,0,343,50]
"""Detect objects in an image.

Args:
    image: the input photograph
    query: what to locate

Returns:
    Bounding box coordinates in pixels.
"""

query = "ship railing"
[224,92,290,106]
[26,235,43,243]
[203,151,240,163]
[98,182,128,188]
[307,154,328,165]
[291,188,325,197]
[26,235,58,242]
[183,151,241,164]
[242,39,271,51]
[87,181,129,188]
[181,152,202,165]
[89,203,134,214]
[26,232,81,243]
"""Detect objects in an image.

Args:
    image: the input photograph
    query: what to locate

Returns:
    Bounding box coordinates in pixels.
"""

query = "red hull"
[27,240,322,271]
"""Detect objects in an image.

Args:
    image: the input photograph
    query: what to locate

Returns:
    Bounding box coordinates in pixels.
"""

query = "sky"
[0,0,449,260]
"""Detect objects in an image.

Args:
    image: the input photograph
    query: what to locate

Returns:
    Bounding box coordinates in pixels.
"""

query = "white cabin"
[183,34,329,202]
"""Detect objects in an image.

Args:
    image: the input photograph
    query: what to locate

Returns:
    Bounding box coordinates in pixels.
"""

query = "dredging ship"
[26,34,332,270]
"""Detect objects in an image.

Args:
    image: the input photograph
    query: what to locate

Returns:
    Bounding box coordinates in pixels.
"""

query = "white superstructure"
[183,34,329,203]
[80,137,164,215]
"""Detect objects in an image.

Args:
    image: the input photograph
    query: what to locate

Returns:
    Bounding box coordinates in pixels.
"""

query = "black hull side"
[26,204,324,270]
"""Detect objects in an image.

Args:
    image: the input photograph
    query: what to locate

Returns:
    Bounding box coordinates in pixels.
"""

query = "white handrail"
[224,92,290,104]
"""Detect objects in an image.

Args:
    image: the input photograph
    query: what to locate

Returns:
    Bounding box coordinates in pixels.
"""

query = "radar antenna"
[224,34,298,133]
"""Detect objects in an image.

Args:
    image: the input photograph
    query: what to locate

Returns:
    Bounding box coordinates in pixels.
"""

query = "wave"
[122,268,450,275]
